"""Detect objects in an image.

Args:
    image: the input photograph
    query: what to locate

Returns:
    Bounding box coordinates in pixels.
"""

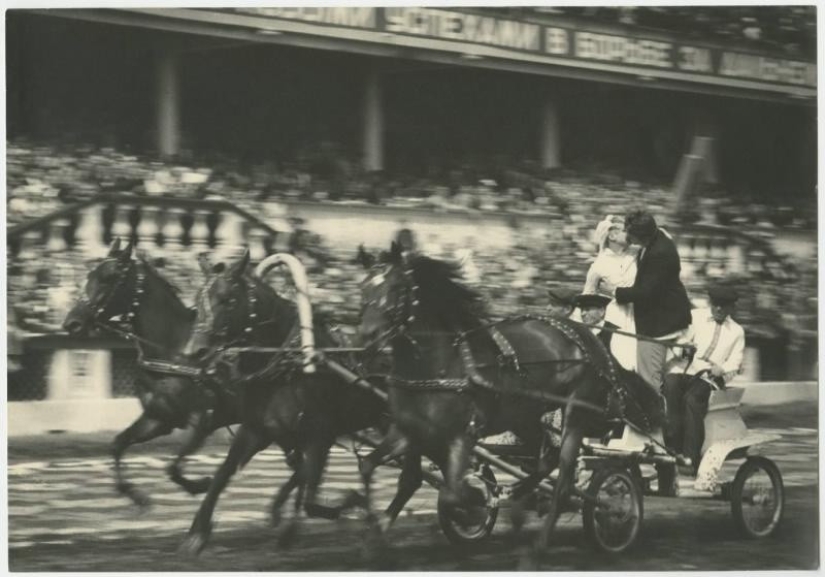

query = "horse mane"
[407,255,488,329]
[137,255,183,298]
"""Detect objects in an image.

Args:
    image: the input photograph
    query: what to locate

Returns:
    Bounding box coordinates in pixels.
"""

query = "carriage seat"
[701,386,747,455]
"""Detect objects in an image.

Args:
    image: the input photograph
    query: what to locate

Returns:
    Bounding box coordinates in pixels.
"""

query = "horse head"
[185,249,250,359]
[186,249,297,361]
[63,237,135,336]
[358,241,415,352]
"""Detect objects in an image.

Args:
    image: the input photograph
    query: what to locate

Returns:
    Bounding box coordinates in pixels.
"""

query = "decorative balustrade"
[7,194,281,263]
[8,195,799,286]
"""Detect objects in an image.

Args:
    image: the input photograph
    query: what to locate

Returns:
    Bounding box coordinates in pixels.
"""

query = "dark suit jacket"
[615,229,691,338]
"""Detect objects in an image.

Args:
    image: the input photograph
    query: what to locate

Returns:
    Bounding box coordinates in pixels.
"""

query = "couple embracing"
[584,210,692,392]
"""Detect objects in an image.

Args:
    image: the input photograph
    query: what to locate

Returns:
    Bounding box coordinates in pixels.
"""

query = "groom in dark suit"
[600,210,692,390]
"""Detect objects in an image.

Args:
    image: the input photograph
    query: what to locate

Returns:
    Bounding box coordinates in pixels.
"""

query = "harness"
[87,258,203,378]
[372,261,650,428]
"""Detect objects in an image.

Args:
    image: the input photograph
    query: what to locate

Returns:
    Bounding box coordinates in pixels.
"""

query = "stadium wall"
[8,381,817,436]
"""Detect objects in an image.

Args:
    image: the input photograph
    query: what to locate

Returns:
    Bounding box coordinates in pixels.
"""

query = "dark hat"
[547,287,578,307]
[574,293,612,309]
[708,285,739,306]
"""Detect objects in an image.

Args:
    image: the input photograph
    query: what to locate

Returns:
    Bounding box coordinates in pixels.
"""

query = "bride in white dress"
[583,215,639,371]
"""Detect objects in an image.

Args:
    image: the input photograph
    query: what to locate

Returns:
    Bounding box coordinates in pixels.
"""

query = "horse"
[62,238,241,508]
[179,249,388,555]
[357,242,664,565]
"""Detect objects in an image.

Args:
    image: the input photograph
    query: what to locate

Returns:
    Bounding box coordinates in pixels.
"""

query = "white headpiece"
[594,215,618,252]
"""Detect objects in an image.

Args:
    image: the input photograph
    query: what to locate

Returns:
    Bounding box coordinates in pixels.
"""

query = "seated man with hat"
[547,286,579,319]
[662,284,745,478]
[574,293,617,350]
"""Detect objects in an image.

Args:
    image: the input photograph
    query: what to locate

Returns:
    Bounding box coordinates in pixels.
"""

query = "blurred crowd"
[7,140,815,230]
[6,139,817,358]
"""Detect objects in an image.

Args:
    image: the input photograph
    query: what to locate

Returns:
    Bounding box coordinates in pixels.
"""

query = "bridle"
[195,272,260,345]
[81,256,145,332]
[78,257,202,375]
[360,262,421,356]
[192,271,287,365]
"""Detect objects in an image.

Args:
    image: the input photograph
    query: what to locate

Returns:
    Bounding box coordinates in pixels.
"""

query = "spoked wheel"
[583,466,643,554]
[731,456,784,539]
[437,465,499,545]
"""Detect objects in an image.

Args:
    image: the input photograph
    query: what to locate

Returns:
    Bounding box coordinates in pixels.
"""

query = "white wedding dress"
[584,247,638,371]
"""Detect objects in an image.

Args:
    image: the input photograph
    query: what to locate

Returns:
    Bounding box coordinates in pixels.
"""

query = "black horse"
[179,250,388,555]
[63,238,239,507]
[358,242,664,564]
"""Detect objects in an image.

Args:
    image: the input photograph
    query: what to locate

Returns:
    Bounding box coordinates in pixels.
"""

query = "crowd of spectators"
[6,139,817,373]
[7,140,815,230]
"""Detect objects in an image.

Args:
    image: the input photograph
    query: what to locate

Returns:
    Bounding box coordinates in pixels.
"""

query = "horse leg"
[301,438,339,520]
[358,426,409,522]
[270,452,304,528]
[521,423,585,569]
[358,427,410,561]
[510,432,560,536]
[112,412,173,508]
[180,424,268,556]
[382,451,422,531]
[274,464,307,548]
[438,435,476,506]
[167,411,217,495]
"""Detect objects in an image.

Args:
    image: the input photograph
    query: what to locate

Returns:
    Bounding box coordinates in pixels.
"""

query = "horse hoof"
[179,534,207,557]
[270,509,283,529]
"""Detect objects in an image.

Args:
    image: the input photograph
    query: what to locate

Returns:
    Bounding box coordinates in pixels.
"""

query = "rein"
[88,259,203,377]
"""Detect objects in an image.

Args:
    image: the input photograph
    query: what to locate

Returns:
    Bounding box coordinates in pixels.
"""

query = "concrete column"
[156,51,181,158]
[539,98,561,170]
[689,107,720,185]
[363,68,383,172]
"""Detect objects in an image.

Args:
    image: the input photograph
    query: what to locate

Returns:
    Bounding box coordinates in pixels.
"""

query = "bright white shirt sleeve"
[721,325,745,384]
[583,261,601,294]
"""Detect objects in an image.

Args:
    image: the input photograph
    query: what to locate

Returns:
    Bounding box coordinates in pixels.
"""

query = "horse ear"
[107,237,121,256]
[355,244,375,269]
[119,240,133,261]
[234,248,250,278]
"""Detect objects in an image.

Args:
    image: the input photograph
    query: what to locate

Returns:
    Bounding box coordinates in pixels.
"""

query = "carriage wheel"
[731,456,784,539]
[437,465,499,545]
[582,466,643,554]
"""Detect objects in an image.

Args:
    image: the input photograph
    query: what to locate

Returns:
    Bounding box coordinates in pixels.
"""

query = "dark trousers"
[662,373,712,468]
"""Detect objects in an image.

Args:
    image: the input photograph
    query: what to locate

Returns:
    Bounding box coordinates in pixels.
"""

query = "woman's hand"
[598,279,616,297]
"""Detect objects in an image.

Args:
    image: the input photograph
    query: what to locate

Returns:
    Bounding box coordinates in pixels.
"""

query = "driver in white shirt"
[663,284,745,477]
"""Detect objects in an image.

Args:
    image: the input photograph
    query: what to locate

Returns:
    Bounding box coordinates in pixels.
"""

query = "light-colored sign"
[223,8,816,90]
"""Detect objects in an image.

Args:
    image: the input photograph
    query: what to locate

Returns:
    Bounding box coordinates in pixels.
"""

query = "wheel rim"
[442,475,496,539]
[739,465,781,536]
[593,473,640,549]
[444,503,494,539]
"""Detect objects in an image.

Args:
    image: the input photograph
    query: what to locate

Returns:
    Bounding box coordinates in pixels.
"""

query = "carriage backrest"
[702,386,748,453]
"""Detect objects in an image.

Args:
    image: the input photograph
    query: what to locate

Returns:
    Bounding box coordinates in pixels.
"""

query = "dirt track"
[7,402,819,571]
